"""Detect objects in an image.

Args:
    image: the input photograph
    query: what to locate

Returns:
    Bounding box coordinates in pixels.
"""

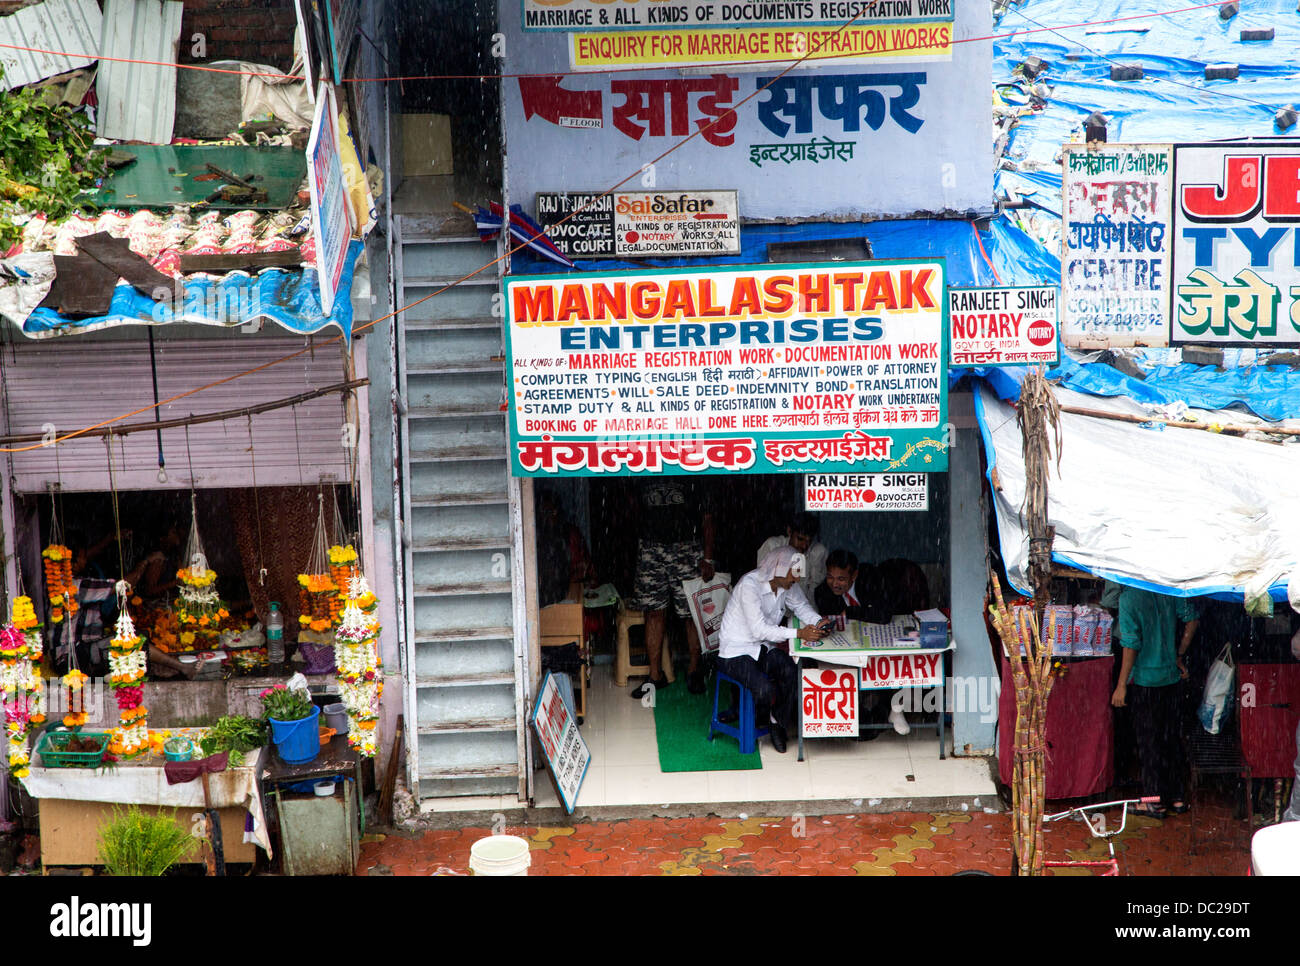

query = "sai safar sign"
[1171,141,1300,347]
[505,260,948,477]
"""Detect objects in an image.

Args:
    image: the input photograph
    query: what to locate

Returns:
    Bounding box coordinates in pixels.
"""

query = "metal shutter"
[0,336,359,493]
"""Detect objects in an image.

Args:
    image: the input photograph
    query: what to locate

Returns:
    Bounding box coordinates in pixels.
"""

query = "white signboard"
[948,286,1058,367]
[306,82,354,317]
[801,666,860,738]
[502,2,992,221]
[804,472,928,511]
[536,190,740,258]
[530,672,590,813]
[1061,143,1172,347]
[505,260,948,477]
[860,650,943,689]
[1171,141,1300,347]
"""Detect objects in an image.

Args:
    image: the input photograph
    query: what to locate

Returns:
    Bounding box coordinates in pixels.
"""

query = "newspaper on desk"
[804,616,920,652]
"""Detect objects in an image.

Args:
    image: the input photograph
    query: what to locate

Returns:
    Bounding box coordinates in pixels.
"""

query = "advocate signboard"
[505,260,948,477]
[1061,143,1172,347]
[948,286,1057,366]
[531,671,590,813]
[805,472,928,511]
[502,2,993,221]
[536,190,740,258]
[1171,141,1300,347]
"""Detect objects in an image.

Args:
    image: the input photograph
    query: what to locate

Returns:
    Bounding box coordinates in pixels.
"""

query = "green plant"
[96,806,197,876]
[199,714,268,765]
[259,684,314,721]
[0,65,107,251]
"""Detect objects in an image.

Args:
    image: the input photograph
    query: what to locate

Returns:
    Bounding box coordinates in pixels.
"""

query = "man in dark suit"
[814,549,868,623]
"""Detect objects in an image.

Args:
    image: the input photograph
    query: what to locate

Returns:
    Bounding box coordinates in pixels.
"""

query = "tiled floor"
[361,798,1260,876]
[421,664,995,814]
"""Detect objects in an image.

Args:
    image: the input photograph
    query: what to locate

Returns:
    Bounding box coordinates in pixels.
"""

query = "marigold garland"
[42,545,77,623]
[335,573,382,757]
[109,606,148,756]
[2,604,42,778]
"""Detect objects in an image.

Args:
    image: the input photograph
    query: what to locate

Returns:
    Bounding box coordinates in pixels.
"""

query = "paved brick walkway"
[358,798,1256,876]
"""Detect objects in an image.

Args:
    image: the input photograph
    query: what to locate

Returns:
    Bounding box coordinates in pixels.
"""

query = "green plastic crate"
[34,730,110,768]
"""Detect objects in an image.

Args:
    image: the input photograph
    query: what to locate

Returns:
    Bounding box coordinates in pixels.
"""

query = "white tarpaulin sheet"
[976,382,1300,604]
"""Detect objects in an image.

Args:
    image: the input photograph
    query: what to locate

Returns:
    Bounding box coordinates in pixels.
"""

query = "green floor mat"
[653,674,762,772]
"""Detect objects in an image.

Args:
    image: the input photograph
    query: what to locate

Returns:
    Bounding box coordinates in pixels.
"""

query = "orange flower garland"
[42,545,77,623]
[297,571,338,634]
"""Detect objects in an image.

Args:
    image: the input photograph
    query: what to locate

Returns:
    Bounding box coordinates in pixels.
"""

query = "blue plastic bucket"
[269,705,320,764]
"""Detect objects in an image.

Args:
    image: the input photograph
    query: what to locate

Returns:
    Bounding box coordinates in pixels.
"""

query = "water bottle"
[267,602,285,668]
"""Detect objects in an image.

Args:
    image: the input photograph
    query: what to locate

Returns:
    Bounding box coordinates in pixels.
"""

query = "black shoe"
[630,677,667,699]
[769,722,788,754]
[718,708,738,724]
[688,669,705,694]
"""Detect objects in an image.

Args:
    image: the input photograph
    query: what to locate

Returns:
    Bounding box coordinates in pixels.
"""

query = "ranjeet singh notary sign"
[948,286,1058,367]
[536,190,739,258]
[504,260,948,477]
[805,472,927,511]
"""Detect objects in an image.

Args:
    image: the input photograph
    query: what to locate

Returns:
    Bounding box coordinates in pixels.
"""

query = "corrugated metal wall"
[0,336,356,492]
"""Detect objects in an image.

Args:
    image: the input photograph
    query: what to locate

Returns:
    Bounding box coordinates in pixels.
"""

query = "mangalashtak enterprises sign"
[505,260,948,477]
[1171,140,1300,346]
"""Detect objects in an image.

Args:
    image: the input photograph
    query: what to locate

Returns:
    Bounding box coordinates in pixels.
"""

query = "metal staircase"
[393,215,526,800]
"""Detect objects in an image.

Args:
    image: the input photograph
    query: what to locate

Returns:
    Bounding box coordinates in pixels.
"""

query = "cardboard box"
[401,113,453,178]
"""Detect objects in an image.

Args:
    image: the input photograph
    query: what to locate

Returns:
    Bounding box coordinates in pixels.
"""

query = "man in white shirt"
[756,511,827,600]
[717,546,828,753]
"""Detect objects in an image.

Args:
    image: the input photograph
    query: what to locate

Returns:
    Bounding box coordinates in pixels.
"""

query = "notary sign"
[505,260,948,477]
[861,651,943,690]
[535,190,740,259]
[1061,144,1172,348]
[805,472,927,511]
[802,667,860,738]
[1171,141,1300,347]
[948,286,1058,367]
[531,671,590,813]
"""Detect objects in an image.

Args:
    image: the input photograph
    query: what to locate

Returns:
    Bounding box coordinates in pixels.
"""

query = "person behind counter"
[757,511,827,600]
[813,548,910,736]
[716,546,828,754]
[1110,586,1199,818]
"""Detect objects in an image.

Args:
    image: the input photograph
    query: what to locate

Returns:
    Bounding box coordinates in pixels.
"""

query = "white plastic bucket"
[468,834,532,876]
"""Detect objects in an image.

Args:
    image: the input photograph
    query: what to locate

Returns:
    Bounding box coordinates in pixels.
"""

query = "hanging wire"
[292,405,304,484]
[47,482,62,549]
[246,415,267,587]
[105,434,126,585]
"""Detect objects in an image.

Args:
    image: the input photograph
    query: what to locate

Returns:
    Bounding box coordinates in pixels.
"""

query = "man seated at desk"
[757,511,827,601]
[812,548,911,736]
[717,546,828,754]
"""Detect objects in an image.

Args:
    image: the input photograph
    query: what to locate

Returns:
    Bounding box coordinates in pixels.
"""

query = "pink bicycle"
[1042,796,1162,875]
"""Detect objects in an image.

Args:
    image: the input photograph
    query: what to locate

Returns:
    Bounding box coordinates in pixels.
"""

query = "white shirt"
[718,569,823,661]
[757,535,827,599]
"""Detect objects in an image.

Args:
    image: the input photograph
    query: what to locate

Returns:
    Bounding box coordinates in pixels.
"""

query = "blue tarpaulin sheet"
[20,241,363,343]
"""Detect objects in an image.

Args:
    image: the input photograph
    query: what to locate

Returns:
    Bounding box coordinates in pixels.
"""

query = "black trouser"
[718,647,798,730]
[1130,681,1186,805]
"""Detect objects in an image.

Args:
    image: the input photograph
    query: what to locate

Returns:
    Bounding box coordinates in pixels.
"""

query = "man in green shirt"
[1110,586,1199,818]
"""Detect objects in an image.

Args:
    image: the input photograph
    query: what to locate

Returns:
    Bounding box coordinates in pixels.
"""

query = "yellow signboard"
[570,22,952,70]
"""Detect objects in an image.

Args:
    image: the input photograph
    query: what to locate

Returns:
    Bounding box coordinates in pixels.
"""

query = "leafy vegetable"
[0,65,107,251]
[198,715,268,761]
[97,805,196,876]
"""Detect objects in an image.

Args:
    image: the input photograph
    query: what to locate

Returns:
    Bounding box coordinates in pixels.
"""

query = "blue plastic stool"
[708,671,770,754]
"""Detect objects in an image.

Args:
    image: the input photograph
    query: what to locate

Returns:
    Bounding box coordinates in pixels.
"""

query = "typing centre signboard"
[505,260,948,477]
[1061,143,1172,348]
[502,2,992,221]
[1170,141,1300,347]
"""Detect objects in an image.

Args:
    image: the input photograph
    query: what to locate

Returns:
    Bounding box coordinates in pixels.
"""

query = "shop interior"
[15,483,360,695]
[528,473,998,809]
